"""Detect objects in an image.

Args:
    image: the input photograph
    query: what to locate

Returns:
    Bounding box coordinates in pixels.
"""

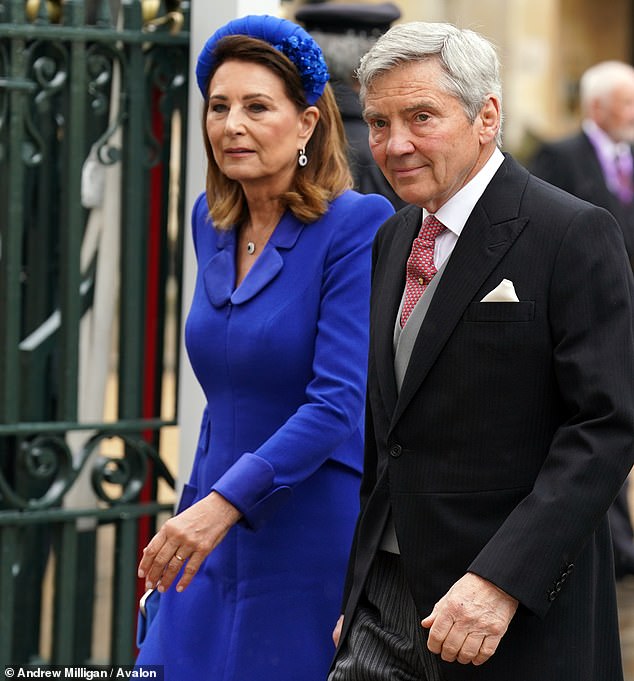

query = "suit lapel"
[373,206,423,420]
[389,156,530,432]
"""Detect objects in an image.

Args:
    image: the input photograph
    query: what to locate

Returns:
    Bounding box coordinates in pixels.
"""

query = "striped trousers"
[329,551,444,681]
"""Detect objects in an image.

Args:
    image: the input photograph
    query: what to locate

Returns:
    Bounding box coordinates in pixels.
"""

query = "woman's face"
[206,59,318,194]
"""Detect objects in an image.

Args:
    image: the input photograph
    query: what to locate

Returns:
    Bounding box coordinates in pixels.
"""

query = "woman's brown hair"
[201,35,353,229]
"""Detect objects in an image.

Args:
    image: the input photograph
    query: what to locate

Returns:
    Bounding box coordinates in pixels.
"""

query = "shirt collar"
[583,118,630,159]
[423,147,505,237]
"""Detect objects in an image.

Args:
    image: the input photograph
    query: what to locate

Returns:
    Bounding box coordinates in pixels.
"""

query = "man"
[295,1,406,209]
[530,61,634,267]
[530,60,634,579]
[329,22,634,681]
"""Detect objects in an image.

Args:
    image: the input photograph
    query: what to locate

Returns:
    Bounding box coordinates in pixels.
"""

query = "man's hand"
[332,615,344,647]
[421,572,518,666]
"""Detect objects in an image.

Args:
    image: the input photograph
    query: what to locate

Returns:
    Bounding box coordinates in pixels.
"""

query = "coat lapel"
[389,156,530,432]
[373,206,423,420]
[203,211,304,307]
[202,229,235,307]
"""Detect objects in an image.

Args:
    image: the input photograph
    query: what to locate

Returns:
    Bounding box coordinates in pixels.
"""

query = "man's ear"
[478,95,501,144]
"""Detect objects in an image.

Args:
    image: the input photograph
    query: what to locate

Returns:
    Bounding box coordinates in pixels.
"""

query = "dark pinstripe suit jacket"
[339,155,634,680]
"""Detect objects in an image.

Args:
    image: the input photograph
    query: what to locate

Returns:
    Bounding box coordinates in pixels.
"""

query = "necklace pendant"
[247,241,256,255]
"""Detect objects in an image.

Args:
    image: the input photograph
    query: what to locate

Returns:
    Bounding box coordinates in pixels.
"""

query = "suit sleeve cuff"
[211,452,292,530]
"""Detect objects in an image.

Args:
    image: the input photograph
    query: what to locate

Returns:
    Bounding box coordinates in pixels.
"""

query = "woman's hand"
[137,491,242,593]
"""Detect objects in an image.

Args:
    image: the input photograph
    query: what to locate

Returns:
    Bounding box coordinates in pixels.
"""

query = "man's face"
[594,78,634,143]
[363,59,499,212]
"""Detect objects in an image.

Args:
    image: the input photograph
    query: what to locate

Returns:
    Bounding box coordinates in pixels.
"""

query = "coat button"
[389,444,402,458]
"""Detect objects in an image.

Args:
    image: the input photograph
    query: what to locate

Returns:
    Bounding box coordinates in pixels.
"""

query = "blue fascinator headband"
[196,14,330,105]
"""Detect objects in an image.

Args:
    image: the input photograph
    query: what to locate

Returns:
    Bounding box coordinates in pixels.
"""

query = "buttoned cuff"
[212,452,292,530]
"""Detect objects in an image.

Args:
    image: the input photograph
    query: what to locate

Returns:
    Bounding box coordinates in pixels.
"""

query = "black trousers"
[329,551,444,681]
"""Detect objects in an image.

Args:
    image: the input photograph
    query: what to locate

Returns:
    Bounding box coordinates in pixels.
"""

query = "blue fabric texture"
[135,588,160,649]
[135,483,197,648]
[135,189,394,681]
[195,14,329,104]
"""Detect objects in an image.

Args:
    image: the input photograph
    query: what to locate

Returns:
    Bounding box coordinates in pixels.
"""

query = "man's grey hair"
[357,22,503,145]
[579,60,634,114]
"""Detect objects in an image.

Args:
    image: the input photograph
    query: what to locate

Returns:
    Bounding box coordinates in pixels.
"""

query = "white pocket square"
[480,279,519,302]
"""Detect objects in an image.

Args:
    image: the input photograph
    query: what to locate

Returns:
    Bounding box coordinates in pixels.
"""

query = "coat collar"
[373,155,531,431]
[203,211,304,307]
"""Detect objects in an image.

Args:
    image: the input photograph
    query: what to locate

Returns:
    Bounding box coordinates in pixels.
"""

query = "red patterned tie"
[400,215,446,327]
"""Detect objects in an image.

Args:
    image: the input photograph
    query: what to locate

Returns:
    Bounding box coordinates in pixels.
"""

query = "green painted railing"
[0,0,189,666]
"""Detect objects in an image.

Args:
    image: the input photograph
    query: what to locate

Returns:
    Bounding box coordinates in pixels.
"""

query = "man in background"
[296,1,406,209]
[530,60,634,580]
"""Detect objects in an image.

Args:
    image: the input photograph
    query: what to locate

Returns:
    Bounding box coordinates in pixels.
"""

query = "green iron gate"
[0,0,189,666]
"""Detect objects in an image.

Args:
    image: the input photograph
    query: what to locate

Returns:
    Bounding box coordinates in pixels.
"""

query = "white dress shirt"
[427,147,505,268]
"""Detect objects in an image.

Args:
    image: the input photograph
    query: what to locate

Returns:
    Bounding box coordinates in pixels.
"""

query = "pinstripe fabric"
[329,552,444,681]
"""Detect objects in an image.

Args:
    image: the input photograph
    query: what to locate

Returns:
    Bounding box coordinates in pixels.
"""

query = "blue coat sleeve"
[211,192,394,528]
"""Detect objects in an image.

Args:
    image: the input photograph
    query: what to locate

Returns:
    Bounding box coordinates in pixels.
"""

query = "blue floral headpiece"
[196,15,330,105]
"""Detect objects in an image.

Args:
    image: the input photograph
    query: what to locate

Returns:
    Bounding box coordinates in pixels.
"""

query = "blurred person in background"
[296,1,406,210]
[135,14,394,681]
[530,60,634,581]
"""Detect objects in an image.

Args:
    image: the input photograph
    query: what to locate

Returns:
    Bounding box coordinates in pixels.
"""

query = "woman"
[135,14,394,681]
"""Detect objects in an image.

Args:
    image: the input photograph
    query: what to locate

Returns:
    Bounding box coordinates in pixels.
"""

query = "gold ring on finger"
[175,553,185,562]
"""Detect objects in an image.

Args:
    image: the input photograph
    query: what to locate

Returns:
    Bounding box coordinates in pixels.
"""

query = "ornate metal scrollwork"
[0,430,174,510]
[0,434,73,509]
[89,434,149,505]
[21,40,68,166]
[32,51,67,108]
[86,42,125,165]
[87,47,114,117]
[88,432,175,505]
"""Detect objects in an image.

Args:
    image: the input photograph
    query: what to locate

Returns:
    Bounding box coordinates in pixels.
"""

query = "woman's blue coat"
[136,189,394,680]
